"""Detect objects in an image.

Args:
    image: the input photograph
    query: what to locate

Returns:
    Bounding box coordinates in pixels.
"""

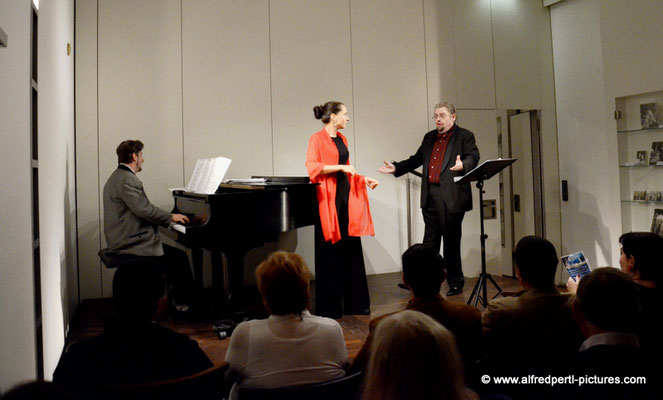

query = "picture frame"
[646,191,662,202]
[651,209,663,236]
[640,102,659,129]
[649,141,663,165]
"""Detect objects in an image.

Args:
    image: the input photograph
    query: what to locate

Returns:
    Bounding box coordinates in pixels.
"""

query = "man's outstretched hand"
[449,155,464,172]
[378,161,395,174]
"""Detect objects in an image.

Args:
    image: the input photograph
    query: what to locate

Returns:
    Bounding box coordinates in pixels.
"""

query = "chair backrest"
[237,371,363,400]
[96,363,229,400]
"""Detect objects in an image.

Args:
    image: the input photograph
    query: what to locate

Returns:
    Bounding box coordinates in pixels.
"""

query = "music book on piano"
[185,156,232,194]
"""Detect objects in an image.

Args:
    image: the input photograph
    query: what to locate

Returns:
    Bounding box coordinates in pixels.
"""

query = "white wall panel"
[0,0,37,389]
[351,0,429,274]
[98,0,184,296]
[75,0,103,300]
[452,0,495,109]
[424,0,457,116]
[270,0,354,175]
[182,0,272,181]
[535,4,562,281]
[599,0,663,99]
[551,0,614,268]
[492,0,542,110]
[270,0,354,273]
[38,0,75,378]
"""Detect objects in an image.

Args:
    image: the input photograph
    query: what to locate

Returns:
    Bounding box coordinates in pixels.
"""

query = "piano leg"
[224,249,247,316]
[211,250,225,293]
[191,247,204,288]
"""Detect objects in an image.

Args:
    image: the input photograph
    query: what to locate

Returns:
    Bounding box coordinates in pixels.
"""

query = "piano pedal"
[213,319,236,339]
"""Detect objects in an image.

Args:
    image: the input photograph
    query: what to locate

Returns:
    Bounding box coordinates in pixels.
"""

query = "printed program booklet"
[561,251,591,281]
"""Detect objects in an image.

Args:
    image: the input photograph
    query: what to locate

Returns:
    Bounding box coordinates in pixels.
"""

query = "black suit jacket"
[393,125,480,212]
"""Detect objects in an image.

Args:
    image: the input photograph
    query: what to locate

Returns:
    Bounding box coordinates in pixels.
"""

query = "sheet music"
[185,156,232,194]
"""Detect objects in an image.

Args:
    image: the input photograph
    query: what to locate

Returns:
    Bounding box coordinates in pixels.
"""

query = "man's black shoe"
[397,283,410,290]
[446,286,463,296]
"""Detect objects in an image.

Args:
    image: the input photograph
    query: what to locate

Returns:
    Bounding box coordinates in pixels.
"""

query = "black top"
[332,136,350,236]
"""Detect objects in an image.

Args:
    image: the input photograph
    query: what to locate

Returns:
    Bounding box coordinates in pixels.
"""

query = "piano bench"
[98,249,153,269]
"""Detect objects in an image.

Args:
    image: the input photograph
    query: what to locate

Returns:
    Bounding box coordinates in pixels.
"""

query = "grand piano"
[163,176,318,313]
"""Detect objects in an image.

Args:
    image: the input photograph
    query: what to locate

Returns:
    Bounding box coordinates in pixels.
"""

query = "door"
[506,110,544,276]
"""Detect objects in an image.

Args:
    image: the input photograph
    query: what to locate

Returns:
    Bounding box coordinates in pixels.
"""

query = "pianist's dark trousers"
[314,223,370,319]
[159,244,195,307]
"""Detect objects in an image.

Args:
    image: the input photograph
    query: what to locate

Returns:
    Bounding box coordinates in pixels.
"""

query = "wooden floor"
[67,273,522,367]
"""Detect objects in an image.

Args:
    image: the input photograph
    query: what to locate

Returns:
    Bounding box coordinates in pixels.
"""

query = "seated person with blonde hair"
[362,310,478,400]
[224,251,347,399]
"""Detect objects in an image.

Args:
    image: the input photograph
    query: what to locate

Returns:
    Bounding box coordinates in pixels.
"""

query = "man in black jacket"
[379,102,480,295]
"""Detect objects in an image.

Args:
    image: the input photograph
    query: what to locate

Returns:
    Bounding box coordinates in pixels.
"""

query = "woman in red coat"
[306,101,379,318]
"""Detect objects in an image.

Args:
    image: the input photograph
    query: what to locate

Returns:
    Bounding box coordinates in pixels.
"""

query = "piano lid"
[217,176,313,191]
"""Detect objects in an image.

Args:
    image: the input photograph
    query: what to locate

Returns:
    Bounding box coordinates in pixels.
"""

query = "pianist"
[103,140,194,312]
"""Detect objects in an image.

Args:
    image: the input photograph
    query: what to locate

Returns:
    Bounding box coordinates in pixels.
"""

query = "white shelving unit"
[616,90,663,234]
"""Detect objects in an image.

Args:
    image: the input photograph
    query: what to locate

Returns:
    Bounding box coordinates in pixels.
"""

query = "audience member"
[350,244,481,378]
[362,310,478,400]
[224,251,347,400]
[567,232,663,359]
[53,262,212,397]
[482,236,583,380]
[572,267,652,399]
[614,232,662,356]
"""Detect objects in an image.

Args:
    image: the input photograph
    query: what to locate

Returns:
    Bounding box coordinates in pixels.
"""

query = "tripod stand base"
[467,273,503,307]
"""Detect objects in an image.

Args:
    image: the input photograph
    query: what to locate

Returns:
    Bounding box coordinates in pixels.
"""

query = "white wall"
[551,0,614,267]
[38,0,76,379]
[598,0,663,260]
[0,0,38,390]
[550,0,663,268]
[0,0,76,387]
[75,0,561,297]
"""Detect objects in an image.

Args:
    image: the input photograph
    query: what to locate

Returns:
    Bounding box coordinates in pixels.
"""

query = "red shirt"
[428,125,456,184]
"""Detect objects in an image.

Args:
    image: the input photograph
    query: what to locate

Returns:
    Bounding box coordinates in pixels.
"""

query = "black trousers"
[422,184,465,288]
[159,244,195,305]
[314,223,370,319]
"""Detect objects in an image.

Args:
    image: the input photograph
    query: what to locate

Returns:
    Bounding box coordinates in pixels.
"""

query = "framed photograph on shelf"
[640,103,659,129]
[649,141,663,164]
[651,209,663,236]
[634,191,647,201]
[636,151,649,165]
[647,191,662,202]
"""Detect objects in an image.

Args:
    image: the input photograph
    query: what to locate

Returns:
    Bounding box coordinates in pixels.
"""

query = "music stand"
[455,158,516,307]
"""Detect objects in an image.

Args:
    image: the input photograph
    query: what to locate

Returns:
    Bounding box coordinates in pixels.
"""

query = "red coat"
[306,129,374,243]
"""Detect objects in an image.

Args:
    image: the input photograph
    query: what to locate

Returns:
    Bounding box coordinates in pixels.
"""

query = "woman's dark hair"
[619,231,663,282]
[313,101,344,123]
